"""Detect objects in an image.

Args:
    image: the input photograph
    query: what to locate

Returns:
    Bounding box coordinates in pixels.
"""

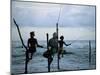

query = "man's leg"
[49,56,53,65]
[30,52,33,60]
[61,50,64,57]
[58,50,61,59]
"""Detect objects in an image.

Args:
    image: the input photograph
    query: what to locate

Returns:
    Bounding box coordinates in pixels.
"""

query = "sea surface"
[11,40,96,74]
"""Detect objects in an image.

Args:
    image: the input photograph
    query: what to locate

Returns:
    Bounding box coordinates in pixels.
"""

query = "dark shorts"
[28,47,36,53]
[58,47,63,54]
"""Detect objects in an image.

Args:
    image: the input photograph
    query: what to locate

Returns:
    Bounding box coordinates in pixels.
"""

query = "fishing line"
[57,5,62,24]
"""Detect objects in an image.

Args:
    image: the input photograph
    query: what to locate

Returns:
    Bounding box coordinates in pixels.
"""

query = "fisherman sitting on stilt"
[58,35,71,59]
[43,32,58,65]
[27,31,43,61]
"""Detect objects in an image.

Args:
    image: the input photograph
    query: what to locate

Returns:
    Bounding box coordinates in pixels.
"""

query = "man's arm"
[63,41,71,46]
[36,39,43,48]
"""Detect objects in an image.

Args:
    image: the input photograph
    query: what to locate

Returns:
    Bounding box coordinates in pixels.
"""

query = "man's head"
[53,32,58,39]
[30,31,35,38]
[60,35,64,40]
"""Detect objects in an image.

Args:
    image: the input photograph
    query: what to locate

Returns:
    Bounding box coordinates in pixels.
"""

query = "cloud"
[12,1,96,28]
[59,5,96,27]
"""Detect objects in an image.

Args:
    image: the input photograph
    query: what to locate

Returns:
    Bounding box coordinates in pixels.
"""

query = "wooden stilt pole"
[89,40,91,67]
[56,6,61,70]
[25,51,28,74]
[56,23,60,70]
[46,33,50,72]
[13,19,28,74]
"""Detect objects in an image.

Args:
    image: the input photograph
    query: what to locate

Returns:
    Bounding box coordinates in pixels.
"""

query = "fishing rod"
[57,5,62,24]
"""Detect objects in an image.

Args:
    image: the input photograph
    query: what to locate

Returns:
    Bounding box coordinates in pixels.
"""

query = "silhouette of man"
[48,32,58,64]
[27,31,43,60]
[44,33,71,64]
[58,35,71,59]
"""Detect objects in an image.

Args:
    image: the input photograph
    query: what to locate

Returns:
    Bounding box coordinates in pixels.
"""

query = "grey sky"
[12,1,96,41]
[12,1,96,27]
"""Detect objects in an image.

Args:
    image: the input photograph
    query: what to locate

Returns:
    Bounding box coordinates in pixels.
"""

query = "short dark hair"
[30,31,35,36]
[60,36,64,39]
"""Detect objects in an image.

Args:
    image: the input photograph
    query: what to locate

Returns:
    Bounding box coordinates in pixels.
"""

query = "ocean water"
[11,40,96,74]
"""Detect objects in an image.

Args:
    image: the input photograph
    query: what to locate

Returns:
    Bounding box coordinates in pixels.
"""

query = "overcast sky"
[12,1,96,41]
